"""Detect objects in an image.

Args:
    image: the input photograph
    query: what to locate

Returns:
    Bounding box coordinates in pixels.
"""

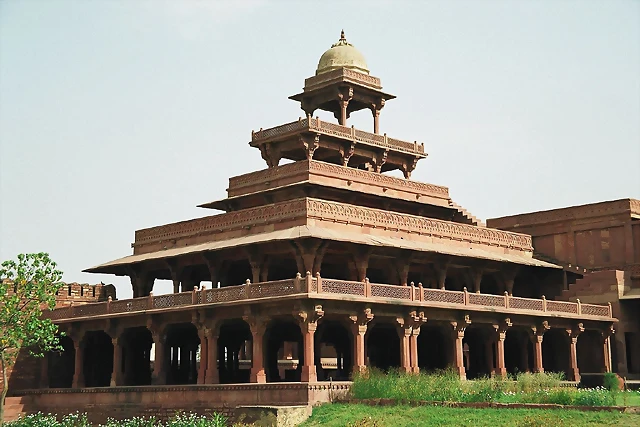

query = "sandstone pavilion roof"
[85,32,560,276]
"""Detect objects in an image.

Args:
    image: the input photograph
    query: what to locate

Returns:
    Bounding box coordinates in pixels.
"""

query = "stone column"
[372,108,380,134]
[72,338,84,388]
[495,330,507,377]
[246,316,268,383]
[198,331,207,385]
[532,335,544,373]
[206,328,219,384]
[339,101,348,126]
[397,319,412,373]
[111,337,121,387]
[172,279,180,294]
[567,325,583,382]
[300,322,318,382]
[603,330,613,373]
[410,327,420,374]
[452,324,467,380]
[152,331,167,385]
[349,309,374,375]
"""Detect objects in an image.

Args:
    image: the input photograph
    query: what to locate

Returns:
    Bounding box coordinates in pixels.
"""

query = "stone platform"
[5,382,350,424]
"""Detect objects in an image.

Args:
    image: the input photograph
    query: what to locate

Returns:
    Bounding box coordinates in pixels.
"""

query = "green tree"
[0,253,64,424]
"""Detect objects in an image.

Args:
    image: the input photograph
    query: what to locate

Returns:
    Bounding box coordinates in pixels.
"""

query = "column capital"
[530,320,550,339]
[450,314,471,336]
[295,305,324,332]
[349,308,374,334]
[567,322,585,339]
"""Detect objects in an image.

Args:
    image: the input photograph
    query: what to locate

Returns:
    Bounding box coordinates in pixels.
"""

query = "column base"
[250,369,266,383]
[453,366,466,381]
[410,366,420,374]
[151,375,165,385]
[301,365,317,382]
[495,368,507,377]
[568,369,581,382]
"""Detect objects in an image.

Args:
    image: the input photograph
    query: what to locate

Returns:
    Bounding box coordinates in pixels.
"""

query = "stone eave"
[85,224,559,276]
[197,182,453,214]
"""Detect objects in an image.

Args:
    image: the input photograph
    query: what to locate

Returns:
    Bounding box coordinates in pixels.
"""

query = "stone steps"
[3,396,28,422]
[449,200,486,227]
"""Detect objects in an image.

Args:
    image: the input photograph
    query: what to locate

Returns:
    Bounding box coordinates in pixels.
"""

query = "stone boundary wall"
[8,383,350,424]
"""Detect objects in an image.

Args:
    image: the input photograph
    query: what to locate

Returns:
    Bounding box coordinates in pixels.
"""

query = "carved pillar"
[406,311,426,374]
[530,321,548,373]
[602,327,614,373]
[468,267,483,294]
[72,336,85,388]
[296,306,324,382]
[372,108,380,134]
[340,143,356,167]
[568,324,584,382]
[245,316,268,383]
[129,270,154,298]
[493,319,511,377]
[396,318,412,373]
[292,240,322,275]
[167,260,182,294]
[450,317,470,380]
[350,247,373,282]
[206,327,219,384]
[197,329,207,384]
[349,309,374,374]
[151,329,167,385]
[111,337,121,387]
[434,261,449,290]
[393,254,413,286]
[373,149,388,173]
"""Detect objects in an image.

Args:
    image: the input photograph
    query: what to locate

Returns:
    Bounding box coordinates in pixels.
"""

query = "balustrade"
[42,275,612,321]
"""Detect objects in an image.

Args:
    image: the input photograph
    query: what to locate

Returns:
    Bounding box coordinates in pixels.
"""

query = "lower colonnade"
[40,274,615,389]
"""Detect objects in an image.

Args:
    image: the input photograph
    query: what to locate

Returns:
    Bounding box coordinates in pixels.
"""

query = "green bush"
[6,412,227,427]
[602,372,620,392]
[350,370,617,407]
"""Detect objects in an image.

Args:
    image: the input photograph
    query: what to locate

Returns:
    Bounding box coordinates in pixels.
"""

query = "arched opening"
[481,275,502,295]
[417,325,451,372]
[225,259,253,286]
[165,323,200,385]
[266,256,298,281]
[504,329,533,375]
[316,320,352,381]
[578,330,605,373]
[218,319,252,383]
[542,329,570,379]
[48,335,74,388]
[83,331,113,387]
[120,327,153,386]
[463,327,493,379]
[265,319,302,382]
[319,251,352,280]
[366,323,400,371]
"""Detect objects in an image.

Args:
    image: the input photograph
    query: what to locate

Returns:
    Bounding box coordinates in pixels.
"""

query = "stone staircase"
[3,396,29,423]
[561,270,624,301]
[449,200,486,227]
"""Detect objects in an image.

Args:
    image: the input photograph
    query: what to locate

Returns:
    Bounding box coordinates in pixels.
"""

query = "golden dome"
[316,30,370,75]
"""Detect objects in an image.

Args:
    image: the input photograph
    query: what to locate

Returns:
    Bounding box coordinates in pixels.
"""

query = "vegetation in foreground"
[5,412,230,427]
[350,369,637,407]
[301,403,639,427]
[1,253,65,423]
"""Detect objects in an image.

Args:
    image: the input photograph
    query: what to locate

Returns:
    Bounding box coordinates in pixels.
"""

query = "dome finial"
[340,29,345,40]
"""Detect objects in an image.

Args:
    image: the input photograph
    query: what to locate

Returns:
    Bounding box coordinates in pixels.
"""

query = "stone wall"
[7,383,350,423]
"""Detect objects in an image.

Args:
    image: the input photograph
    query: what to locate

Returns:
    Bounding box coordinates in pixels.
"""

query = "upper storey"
[251,32,426,178]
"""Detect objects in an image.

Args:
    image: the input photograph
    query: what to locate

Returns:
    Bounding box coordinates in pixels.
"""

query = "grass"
[301,403,640,427]
[349,369,638,406]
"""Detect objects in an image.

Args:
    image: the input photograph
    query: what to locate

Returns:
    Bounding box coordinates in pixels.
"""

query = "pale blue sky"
[1,0,638,299]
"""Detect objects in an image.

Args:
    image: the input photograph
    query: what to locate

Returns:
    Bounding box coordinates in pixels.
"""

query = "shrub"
[602,372,621,392]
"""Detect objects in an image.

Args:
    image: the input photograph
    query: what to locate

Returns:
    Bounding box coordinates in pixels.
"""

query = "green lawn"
[617,392,640,407]
[301,404,639,427]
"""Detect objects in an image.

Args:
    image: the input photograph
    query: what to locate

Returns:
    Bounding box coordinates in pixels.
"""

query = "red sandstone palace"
[3,32,635,421]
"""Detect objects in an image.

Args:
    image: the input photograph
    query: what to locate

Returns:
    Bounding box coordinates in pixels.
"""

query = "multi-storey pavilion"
[4,32,618,420]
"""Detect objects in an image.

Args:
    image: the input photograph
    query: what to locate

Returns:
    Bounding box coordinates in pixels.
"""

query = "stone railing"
[44,274,613,322]
[227,160,450,200]
[135,198,532,252]
[251,117,425,156]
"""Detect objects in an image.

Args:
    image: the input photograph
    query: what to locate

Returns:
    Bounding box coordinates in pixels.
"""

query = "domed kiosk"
[316,30,370,75]
[290,30,396,135]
